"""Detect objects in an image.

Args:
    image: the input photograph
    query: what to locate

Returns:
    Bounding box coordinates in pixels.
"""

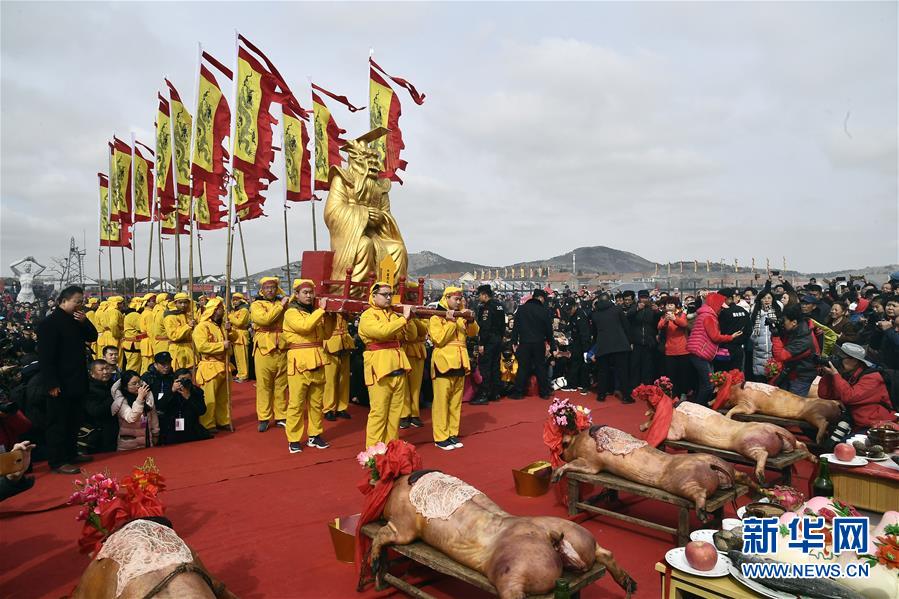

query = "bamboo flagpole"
[167,76,183,291]
[280,104,292,283]
[97,173,105,298]
[237,217,250,282]
[107,142,116,295]
[187,42,202,299]
[121,247,127,294]
[129,132,138,295]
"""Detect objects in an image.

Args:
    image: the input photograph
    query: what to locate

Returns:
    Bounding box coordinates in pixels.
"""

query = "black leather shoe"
[336,410,352,419]
[324,411,337,422]
[470,397,489,405]
[72,455,94,464]
[52,464,82,475]
[507,394,524,400]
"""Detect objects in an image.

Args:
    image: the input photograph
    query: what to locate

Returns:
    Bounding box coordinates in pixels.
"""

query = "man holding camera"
[770,304,820,396]
[153,367,210,445]
[818,343,896,431]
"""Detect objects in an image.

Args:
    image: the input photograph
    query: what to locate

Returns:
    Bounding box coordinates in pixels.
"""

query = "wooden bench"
[661,440,807,485]
[720,411,821,450]
[360,521,606,599]
[564,471,748,547]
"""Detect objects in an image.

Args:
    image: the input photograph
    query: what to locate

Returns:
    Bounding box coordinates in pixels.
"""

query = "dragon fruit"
[761,485,806,511]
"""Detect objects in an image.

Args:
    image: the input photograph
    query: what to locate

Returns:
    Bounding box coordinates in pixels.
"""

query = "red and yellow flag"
[132,141,154,222]
[283,103,312,201]
[311,87,351,191]
[155,93,175,215]
[159,202,188,235]
[195,181,228,230]
[166,79,193,210]
[192,51,232,197]
[368,58,425,183]
[233,169,266,221]
[232,42,280,182]
[110,137,132,223]
[99,173,117,246]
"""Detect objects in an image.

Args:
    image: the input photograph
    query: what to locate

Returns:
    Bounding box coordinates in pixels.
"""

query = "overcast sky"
[2,2,897,281]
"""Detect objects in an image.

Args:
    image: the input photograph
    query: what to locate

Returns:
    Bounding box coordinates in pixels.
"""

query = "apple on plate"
[833,443,856,462]
[684,540,718,571]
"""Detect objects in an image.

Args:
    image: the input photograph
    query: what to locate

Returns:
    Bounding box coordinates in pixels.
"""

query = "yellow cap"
[173,292,190,301]
[292,278,315,291]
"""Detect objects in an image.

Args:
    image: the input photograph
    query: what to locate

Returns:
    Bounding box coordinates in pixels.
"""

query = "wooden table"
[564,471,748,547]
[725,412,821,449]
[662,440,807,485]
[654,562,762,599]
[831,461,899,513]
[360,521,606,598]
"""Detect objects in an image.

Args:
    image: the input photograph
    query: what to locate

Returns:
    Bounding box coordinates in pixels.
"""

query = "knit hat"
[800,294,819,304]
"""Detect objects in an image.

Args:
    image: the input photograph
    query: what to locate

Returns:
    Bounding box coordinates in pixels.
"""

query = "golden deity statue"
[324,128,408,297]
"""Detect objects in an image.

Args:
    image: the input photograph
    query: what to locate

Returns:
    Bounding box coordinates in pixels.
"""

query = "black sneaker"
[336,410,352,420]
[288,442,303,454]
[449,436,464,448]
[399,417,410,430]
[258,421,270,432]
[324,411,337,422]
[409,417,424,428]
[275,420,287,428]
[307,435,330,449]
[435,439,455,451]
[507,394,524,400]
[579,388,589,396]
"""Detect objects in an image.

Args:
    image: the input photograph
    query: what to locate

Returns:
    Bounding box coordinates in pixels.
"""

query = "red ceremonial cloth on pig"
[632,384,673,448]
[543,409,593,505]
[710,369,745,411]
[354,440,422,587]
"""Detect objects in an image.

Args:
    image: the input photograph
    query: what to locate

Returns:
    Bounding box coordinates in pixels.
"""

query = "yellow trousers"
[365,374,407,449]
[123,348,142,374]
[286,368,325,443]
[431,375,464,442]
[323,353,350,413]
[153,339,170,355]
[402,357,425,418]
[233,344,249,380]
[254,351,288,421]
[169,343,196,371]
[199,372,231,430]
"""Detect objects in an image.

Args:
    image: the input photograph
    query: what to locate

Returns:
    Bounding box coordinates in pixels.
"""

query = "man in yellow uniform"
[399,315,428,430]
[229,293,250,382]
[152,292,171,354]
[429,287,479,451]
[250,277,289,432]
[164,292,197,371]
[85,297,100,357]
[121,296,146,373]
[358,282,412,448]
[97,296,125,365]
[192,297,237,432]
[139,293,157,373]
[322,313,355,422]
[282,279,331,453]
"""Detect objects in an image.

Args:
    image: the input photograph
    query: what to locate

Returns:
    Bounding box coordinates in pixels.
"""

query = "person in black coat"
[80,359,119,454]
[473,284,506,404]
[563,299,592,393]
[154,368,211,445]
[509,289,556,399]
[35,286,97,474]
[625,290,661,392]
[590,292,634,403]
[717,288,751,373]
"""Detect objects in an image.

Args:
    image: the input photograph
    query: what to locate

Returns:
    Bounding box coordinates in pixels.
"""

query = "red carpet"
[0,383,813,598]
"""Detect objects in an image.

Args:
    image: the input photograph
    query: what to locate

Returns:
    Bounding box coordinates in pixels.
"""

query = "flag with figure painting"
[282,103,312,201]
[132,141,154,222]
[368,58,425,183]
[110,137,132,223]
[155,93,175,215]
[192,51,232,198]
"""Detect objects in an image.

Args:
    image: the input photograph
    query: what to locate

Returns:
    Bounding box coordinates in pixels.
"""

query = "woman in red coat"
[658,297,691,398]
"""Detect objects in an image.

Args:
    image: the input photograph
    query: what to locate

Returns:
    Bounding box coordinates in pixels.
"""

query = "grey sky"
[2,2,897,280]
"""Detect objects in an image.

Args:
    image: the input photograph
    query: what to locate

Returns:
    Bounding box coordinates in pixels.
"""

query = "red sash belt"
[255,326,281,333]
[366,341,401,351]
[288,343,322,349]
[124,334,148,342]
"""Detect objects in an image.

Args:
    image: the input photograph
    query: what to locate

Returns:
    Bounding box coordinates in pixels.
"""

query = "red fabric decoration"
[632,384,673,448]
[354,440,422,586]
[710,369,745,410]
[543,405,593,505]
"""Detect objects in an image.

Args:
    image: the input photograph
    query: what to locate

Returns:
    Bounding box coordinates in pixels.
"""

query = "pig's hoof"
[551,470,563,483]
[622,574,637,597]
[756,471,767,485]
[697,508,713,523]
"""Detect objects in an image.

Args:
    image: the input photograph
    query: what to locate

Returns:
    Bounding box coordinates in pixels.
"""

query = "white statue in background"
[10,257,45,303]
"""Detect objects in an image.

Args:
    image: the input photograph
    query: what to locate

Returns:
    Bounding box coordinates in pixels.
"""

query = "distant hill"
[408,246,657,276]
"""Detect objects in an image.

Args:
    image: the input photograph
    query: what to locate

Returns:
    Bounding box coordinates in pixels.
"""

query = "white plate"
[665,547,730,577]
[728,563,810,599]
[820,453,868,467]
[690,529,717,543]
[722,518,742,530]
[864,454,890,462]
[737,497,770,519]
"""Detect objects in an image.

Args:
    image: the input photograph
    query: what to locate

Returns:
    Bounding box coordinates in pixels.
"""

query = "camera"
[813,354,840,370]
[765,317,783,336]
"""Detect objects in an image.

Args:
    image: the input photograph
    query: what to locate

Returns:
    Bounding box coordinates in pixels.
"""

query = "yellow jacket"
[192,319,237,385]
[282,303,330,374]
[323,313,355,355]
[428,315,479,377]
[86,309,99,330]
[97,301,124,350]
[358,307,411,385]
[153,304,170,347]
[500,357,518,383]
[250,299,285,355]
[229,303,250,346]
[164,310,195,367]
[402,318,428,360]
[140,308,155,356]
[121,312,144,352]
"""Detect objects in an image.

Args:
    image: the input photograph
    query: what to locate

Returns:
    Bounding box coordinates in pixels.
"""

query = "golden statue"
[324,128,408,297]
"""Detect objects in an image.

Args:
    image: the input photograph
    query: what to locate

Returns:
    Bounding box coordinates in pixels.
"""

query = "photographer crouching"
[817,343,897,436]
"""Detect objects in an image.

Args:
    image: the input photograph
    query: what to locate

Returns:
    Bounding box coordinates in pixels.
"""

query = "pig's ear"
[740,381,746,389]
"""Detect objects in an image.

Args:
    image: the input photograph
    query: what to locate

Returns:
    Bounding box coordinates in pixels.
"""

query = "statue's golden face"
[345,141,380,180]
